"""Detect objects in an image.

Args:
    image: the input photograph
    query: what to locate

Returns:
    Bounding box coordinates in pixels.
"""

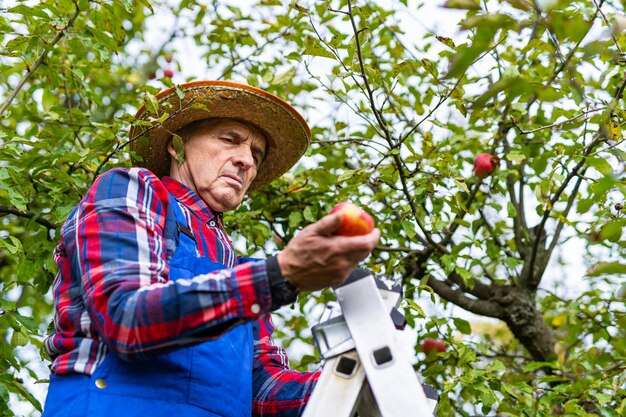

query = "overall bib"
[43,193,254,416]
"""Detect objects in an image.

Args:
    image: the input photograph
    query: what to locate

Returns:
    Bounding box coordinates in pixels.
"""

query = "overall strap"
[166,192,197,256]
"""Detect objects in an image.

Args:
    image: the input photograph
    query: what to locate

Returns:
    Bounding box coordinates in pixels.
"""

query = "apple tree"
[1,0,625,415]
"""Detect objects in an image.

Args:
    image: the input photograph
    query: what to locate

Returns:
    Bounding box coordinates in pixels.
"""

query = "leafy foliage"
[1,0,625,415]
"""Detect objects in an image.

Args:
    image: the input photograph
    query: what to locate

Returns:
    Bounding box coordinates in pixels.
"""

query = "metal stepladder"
[302,269,439,417]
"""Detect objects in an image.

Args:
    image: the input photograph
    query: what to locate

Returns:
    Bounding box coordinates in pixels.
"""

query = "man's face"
[168,119,267,212]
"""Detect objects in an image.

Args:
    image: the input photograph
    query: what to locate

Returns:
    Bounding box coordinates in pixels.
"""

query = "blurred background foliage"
[1,0,626,415]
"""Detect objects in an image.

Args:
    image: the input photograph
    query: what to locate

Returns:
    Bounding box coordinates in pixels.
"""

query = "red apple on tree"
[421,338,447,355]
[473,153,499,178]
[329,202,375,236]
[163,68,174,78]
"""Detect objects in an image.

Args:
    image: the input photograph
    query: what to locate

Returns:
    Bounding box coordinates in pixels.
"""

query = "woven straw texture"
[129,80,311,189]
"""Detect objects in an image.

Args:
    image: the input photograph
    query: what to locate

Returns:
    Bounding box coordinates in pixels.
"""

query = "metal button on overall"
[95,379,107,389]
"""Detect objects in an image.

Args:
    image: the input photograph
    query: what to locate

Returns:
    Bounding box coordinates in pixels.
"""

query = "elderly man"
[41,81,380,417]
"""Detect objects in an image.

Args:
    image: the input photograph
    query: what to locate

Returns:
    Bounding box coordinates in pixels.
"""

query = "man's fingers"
[308,212,342,235]
[330,227,381,251]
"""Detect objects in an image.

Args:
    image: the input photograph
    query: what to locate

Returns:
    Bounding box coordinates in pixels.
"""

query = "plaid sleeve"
[252,314,320,416]
[74,168,272,360]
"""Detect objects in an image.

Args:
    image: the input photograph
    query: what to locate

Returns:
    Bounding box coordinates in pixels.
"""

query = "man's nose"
[232,145,255,170]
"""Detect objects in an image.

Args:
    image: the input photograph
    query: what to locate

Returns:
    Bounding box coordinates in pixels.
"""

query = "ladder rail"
[302,272,437,417]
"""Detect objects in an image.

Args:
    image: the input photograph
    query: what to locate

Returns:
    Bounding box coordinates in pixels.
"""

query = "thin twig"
[526,0,606,109]
[511,107,606,135]
[591,0,622,54]
[218,28,291,80]
[526,71,626,286]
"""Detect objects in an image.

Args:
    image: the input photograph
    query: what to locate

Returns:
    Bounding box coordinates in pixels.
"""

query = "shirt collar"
[161,176,223,226]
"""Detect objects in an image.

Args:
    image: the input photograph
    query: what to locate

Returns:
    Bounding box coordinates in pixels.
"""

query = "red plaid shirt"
[45,168,318,416]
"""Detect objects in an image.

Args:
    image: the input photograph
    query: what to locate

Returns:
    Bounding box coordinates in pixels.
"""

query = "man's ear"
[168,134,185,165]
[167,140,176,158]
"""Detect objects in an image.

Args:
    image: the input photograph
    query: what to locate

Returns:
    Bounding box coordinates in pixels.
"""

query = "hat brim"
[129,80,311,189]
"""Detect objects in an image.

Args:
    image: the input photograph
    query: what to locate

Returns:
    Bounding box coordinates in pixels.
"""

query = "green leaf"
[119,0,134,12]
[504,0,532,11]
[453,317,472,334]
[302,36,335,59]
[0,236,23,256]
[421,58,438,78]
[152,112,170,124]
[576,198,594,214]
[522,361,557,372]
[436,36,456,49]
[289,1,309,14]
[303,206,316,222]
[406,299,425,317]
[507,202,517,218]
[587,157,613,176]
[11,329,29,347]
[402,220,416,238]
[454,177,469,193]
[13,312,39,333]
[0,383,8,404]
[391,60,417,78]
[506,151,525,164]
[144,92,160,115]
[273,67,296,85]
[0,179,28,213]
[337,169,359,183]
[70,67,85,80]
[6,378,41,411]
[442,0,481,10]
[456,267,473,288]
[288,211,302,228]
[598,220,624,242]
[8,4,49,18]
[172,134,185,165]
[174,84,185,100]
[586,261,626,277]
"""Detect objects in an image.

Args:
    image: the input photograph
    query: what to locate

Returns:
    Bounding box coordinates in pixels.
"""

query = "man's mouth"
[222,174,243,187]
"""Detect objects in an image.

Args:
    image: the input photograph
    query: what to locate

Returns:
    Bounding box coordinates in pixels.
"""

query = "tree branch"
[344,0,441,250]
[502,133,526,256]
[535,168,587,280]
[524,136,602,289]
[0,206,59,229]
[426,275,504,318]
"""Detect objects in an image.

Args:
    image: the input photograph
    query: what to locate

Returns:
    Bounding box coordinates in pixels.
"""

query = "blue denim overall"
[43,194,254,416]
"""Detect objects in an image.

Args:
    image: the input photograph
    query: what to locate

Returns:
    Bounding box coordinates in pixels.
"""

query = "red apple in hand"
[421,338,447,355]
[329,202,375,236]
[473,153,499,178]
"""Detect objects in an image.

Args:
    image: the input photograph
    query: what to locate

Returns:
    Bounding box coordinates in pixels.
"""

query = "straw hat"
[129,80,311,189]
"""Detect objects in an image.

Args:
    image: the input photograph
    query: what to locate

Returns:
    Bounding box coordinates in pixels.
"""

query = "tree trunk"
[491,284,556,361]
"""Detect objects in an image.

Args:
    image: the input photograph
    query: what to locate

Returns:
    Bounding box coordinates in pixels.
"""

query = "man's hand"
[276,213,381,291]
